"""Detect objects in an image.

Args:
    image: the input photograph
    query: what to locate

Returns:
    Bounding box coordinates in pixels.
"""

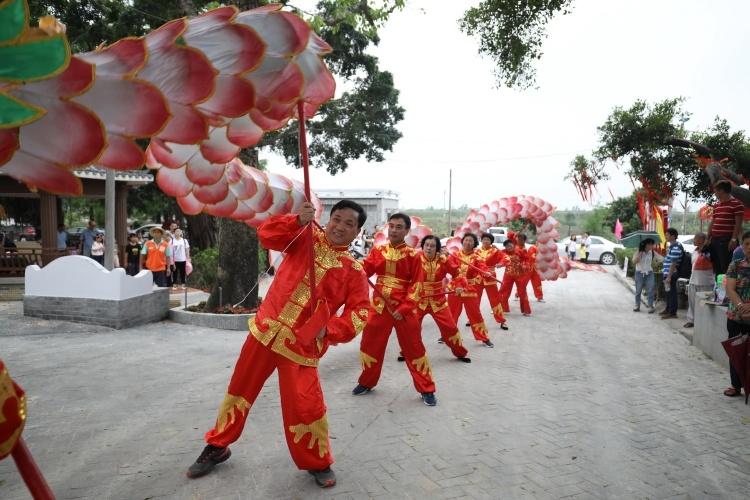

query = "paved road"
[2,269,750,499]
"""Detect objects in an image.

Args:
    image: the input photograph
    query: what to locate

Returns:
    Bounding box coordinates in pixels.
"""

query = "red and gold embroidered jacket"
[448,249,490,298]
[526,244,538,272]
[476,245,506,286]
[363,242,420,316]
[249,215,370,367]
[502,246,532,278]
[412,253,467,313]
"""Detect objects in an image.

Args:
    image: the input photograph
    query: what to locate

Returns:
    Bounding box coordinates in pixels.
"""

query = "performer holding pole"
[353,214,438,406]
[413,235,472,362]
[499,237,533,316]
[448,233,496,348]
[477,232,510,330]
[186,201,371,487]
[521,234,544,302]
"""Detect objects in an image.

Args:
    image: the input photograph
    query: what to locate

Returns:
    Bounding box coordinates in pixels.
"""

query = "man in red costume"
[187,201,371,488]
[477,232,510,329]
[353,213,437,406]
[413,235,471,362]
[520,233,544,302]
[448,233,496,347]
[499,237,533,316]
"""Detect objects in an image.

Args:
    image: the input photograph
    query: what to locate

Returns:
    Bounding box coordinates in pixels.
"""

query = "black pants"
[91,255,104,265]
[665,273,679,314]
[126,262,139,276]
[710,235,732,276]
[174,261,187,285]
[152,270,167,287]
[726,319,748,390]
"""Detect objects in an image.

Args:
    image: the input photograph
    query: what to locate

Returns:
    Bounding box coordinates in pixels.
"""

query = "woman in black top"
[125,233,142,276]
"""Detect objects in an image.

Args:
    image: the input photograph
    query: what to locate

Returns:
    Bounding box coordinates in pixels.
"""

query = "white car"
[557,235,624,265]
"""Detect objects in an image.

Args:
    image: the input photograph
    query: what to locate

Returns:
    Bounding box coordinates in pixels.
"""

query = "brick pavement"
[1,270,750,499]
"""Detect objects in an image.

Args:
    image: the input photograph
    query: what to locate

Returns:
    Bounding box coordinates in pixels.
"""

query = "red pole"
[11,438,55,499]
[297,101,316,309]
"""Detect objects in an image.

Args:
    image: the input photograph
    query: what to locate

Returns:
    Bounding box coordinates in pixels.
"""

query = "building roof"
[316,188,399,200]
[73,166,153,185]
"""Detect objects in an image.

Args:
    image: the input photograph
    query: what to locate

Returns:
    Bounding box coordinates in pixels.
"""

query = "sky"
[266,0,750,211]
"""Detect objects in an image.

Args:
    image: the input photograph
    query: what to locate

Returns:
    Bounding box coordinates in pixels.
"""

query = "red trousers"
[478,284,507,324]
[358,311,436,393]
[500,274,531,315]
[205,334,332,471]
[417,306,469,358]
[447,293,490,342]
[529,270,543,300]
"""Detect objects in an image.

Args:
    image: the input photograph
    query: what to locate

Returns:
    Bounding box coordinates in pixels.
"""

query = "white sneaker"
[181,285,187,290]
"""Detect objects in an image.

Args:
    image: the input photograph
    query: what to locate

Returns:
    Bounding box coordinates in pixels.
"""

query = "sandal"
[723,387,742,397]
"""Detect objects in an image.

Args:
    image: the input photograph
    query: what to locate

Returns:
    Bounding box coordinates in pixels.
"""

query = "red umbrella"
[721,334,750,404]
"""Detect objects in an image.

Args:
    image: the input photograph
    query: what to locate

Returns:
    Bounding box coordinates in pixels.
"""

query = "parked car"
[133,223,163,239]
[557,235,624,265]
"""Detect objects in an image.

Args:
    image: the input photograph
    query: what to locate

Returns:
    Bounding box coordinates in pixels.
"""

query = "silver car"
[557,235,624,265]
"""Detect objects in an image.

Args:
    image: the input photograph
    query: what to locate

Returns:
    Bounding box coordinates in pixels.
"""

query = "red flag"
[614,218,623,240]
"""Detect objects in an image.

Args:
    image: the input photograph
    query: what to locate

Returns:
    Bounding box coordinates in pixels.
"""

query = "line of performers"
[185,201,545,488]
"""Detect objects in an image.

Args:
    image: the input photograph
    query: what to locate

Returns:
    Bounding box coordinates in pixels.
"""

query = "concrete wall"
[24,288,169,329]
[25,255,153,300]
[693,291,730,370]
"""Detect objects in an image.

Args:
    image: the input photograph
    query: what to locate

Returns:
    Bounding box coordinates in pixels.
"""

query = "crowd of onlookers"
[55,219,191,289]
[630,180,748,399]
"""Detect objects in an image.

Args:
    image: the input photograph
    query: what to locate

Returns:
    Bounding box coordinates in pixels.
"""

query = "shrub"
[614,248,636,276]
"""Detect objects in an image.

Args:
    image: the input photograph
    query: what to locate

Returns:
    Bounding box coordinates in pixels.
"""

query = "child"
[125,233,142,276]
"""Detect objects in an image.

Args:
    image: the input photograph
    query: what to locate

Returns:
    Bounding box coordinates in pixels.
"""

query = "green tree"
[458,0,574,89]
[603,194,641,236]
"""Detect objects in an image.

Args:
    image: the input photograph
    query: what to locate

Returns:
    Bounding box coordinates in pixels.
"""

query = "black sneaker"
[308,467,336,488]
[500,323,509,331]
[437,338,444,344]
[465,321,471,327]
[397,355,405,362]
[483,340,494,348]
[352,384,371,396]
[421,392,437,406]
[186,445,231,478]
[457,357,471,363]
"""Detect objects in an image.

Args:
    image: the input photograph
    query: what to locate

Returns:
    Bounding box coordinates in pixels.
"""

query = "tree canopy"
[458,0,573,89]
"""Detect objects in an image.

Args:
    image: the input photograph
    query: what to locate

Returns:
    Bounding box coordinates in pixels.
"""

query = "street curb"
[169,307,254,331]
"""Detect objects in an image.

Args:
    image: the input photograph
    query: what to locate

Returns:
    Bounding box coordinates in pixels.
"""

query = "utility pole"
[447,169,453,235]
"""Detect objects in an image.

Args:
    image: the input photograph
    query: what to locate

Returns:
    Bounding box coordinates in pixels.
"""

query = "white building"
[316,189,399,234]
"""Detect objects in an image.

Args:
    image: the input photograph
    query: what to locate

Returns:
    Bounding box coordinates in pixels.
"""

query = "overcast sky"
[266,0,750,211]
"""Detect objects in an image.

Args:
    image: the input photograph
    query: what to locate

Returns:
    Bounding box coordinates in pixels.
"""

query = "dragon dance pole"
[297,101,316,308]
[11,438,55,499]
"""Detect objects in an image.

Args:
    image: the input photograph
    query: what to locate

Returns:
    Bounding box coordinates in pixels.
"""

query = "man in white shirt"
[582,232,592,263]
[685,232,714,328]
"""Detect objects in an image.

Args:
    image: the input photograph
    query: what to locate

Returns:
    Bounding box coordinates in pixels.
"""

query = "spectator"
[567,235,577,260]
[723,230,750,398]
[164,231,175,287]
[582,232,592,263]
[56,224,67,252]
[633,238,656,313]
[90,233,105,265]
[172,228,190,289]
[140,227,171,287]
[125,233,141,276]
[660,228,683,319]
[684,233,714,328]
[79,219,98,257]
[708,180,744,275]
